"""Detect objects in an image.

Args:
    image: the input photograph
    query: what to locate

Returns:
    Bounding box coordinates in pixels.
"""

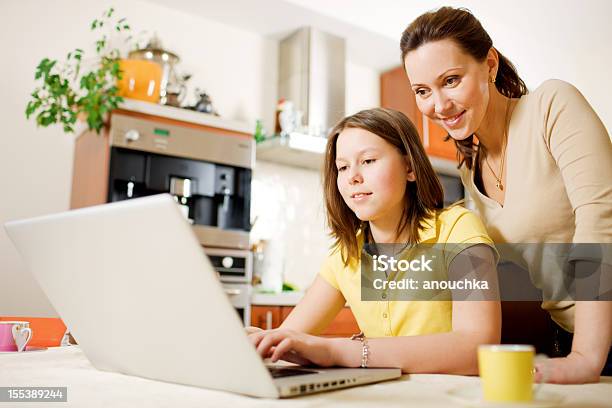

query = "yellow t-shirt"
[319,205,495,338]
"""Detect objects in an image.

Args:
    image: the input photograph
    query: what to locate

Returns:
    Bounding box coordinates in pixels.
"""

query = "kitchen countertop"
[1,346,611,407]
[251,291,305,306]
[120,98,253,135]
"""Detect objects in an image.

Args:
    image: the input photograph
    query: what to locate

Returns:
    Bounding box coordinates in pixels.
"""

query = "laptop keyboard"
[267,366,319,378]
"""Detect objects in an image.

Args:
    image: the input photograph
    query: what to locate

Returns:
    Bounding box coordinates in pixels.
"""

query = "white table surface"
[1,346,611,408]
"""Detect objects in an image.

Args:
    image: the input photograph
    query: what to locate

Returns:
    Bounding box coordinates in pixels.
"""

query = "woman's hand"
[540,301,612,384]
[536,352,601,384]
[247,328,337,367]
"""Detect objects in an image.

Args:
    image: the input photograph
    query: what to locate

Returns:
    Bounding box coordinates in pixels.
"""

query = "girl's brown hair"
[323,108,443,265]
[400,6,528,169]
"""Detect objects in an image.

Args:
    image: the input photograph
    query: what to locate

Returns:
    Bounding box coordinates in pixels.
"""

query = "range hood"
[278,27,346,137]
[256,27,346,170]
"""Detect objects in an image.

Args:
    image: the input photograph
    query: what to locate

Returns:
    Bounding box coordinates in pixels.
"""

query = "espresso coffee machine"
[72,110,254,324]
[108,137,251,237]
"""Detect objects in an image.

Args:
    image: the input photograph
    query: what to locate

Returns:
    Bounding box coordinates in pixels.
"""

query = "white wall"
[250,162,330,291]
[466,0,612,134]
[346,61,380,115]
[0,0,380,315]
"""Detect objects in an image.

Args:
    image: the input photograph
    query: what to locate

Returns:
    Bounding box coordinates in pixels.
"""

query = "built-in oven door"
[204,248,253,284]
[204,248,252,326]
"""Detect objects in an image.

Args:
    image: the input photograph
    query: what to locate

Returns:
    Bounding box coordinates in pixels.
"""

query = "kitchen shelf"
[119,98,253,135]
[256,132,460,176]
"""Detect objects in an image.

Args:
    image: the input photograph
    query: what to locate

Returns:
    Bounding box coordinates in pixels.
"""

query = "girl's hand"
[247,328,337,367]
[535,352,601,384]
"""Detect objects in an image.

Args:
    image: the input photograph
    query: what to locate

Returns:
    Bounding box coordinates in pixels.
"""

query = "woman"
[400,7,612,383]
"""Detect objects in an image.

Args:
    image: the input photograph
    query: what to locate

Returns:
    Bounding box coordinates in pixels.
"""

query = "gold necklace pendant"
[485,158,505,190]
[483,98,511,193]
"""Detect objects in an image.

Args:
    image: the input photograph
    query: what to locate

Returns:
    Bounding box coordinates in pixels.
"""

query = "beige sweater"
[461,79,612,331]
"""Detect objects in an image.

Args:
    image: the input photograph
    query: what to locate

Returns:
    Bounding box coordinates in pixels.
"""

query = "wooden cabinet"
[380,65,422,128]
[317,307,361,337]
[251,306,282,330]
[424,118,457,161]
[380,65,457,161]
[251,306,360,337]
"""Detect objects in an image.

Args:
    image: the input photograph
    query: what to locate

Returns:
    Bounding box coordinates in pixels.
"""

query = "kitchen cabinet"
[380,65,456,161]
[380,65,422,127]
[256,133,326,171]
[424,118,457,161]
[250,306,360,336]
[251,305,283,330]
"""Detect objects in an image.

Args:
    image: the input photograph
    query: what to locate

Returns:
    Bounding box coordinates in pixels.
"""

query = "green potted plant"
[25,7,131,134]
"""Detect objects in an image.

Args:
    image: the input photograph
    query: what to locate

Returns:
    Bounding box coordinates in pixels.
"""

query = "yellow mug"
[478,345,547,402]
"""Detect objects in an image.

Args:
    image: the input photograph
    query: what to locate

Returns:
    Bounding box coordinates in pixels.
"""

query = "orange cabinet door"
[250,306,281,330]
[380,66,423,136]
[280,306,294,322]
[424,118,457,161]
[320,307,360,337]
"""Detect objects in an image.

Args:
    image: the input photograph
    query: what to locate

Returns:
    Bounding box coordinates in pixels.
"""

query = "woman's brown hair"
[400,6,528,169]
[323,108,443,265]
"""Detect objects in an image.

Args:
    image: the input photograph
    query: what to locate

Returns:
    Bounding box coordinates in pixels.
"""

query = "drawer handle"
[265,311,273,330]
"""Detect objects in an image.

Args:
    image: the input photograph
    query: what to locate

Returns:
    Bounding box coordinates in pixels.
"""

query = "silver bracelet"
[350,332,370,368]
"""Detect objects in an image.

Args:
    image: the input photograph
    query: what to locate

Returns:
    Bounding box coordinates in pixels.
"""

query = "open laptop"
[4,194,401,398]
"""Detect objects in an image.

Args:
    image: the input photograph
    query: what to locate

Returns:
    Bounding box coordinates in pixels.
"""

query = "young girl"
[248,108,500,374]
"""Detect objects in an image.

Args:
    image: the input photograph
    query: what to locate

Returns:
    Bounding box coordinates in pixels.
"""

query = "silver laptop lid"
[4,194,279,398]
